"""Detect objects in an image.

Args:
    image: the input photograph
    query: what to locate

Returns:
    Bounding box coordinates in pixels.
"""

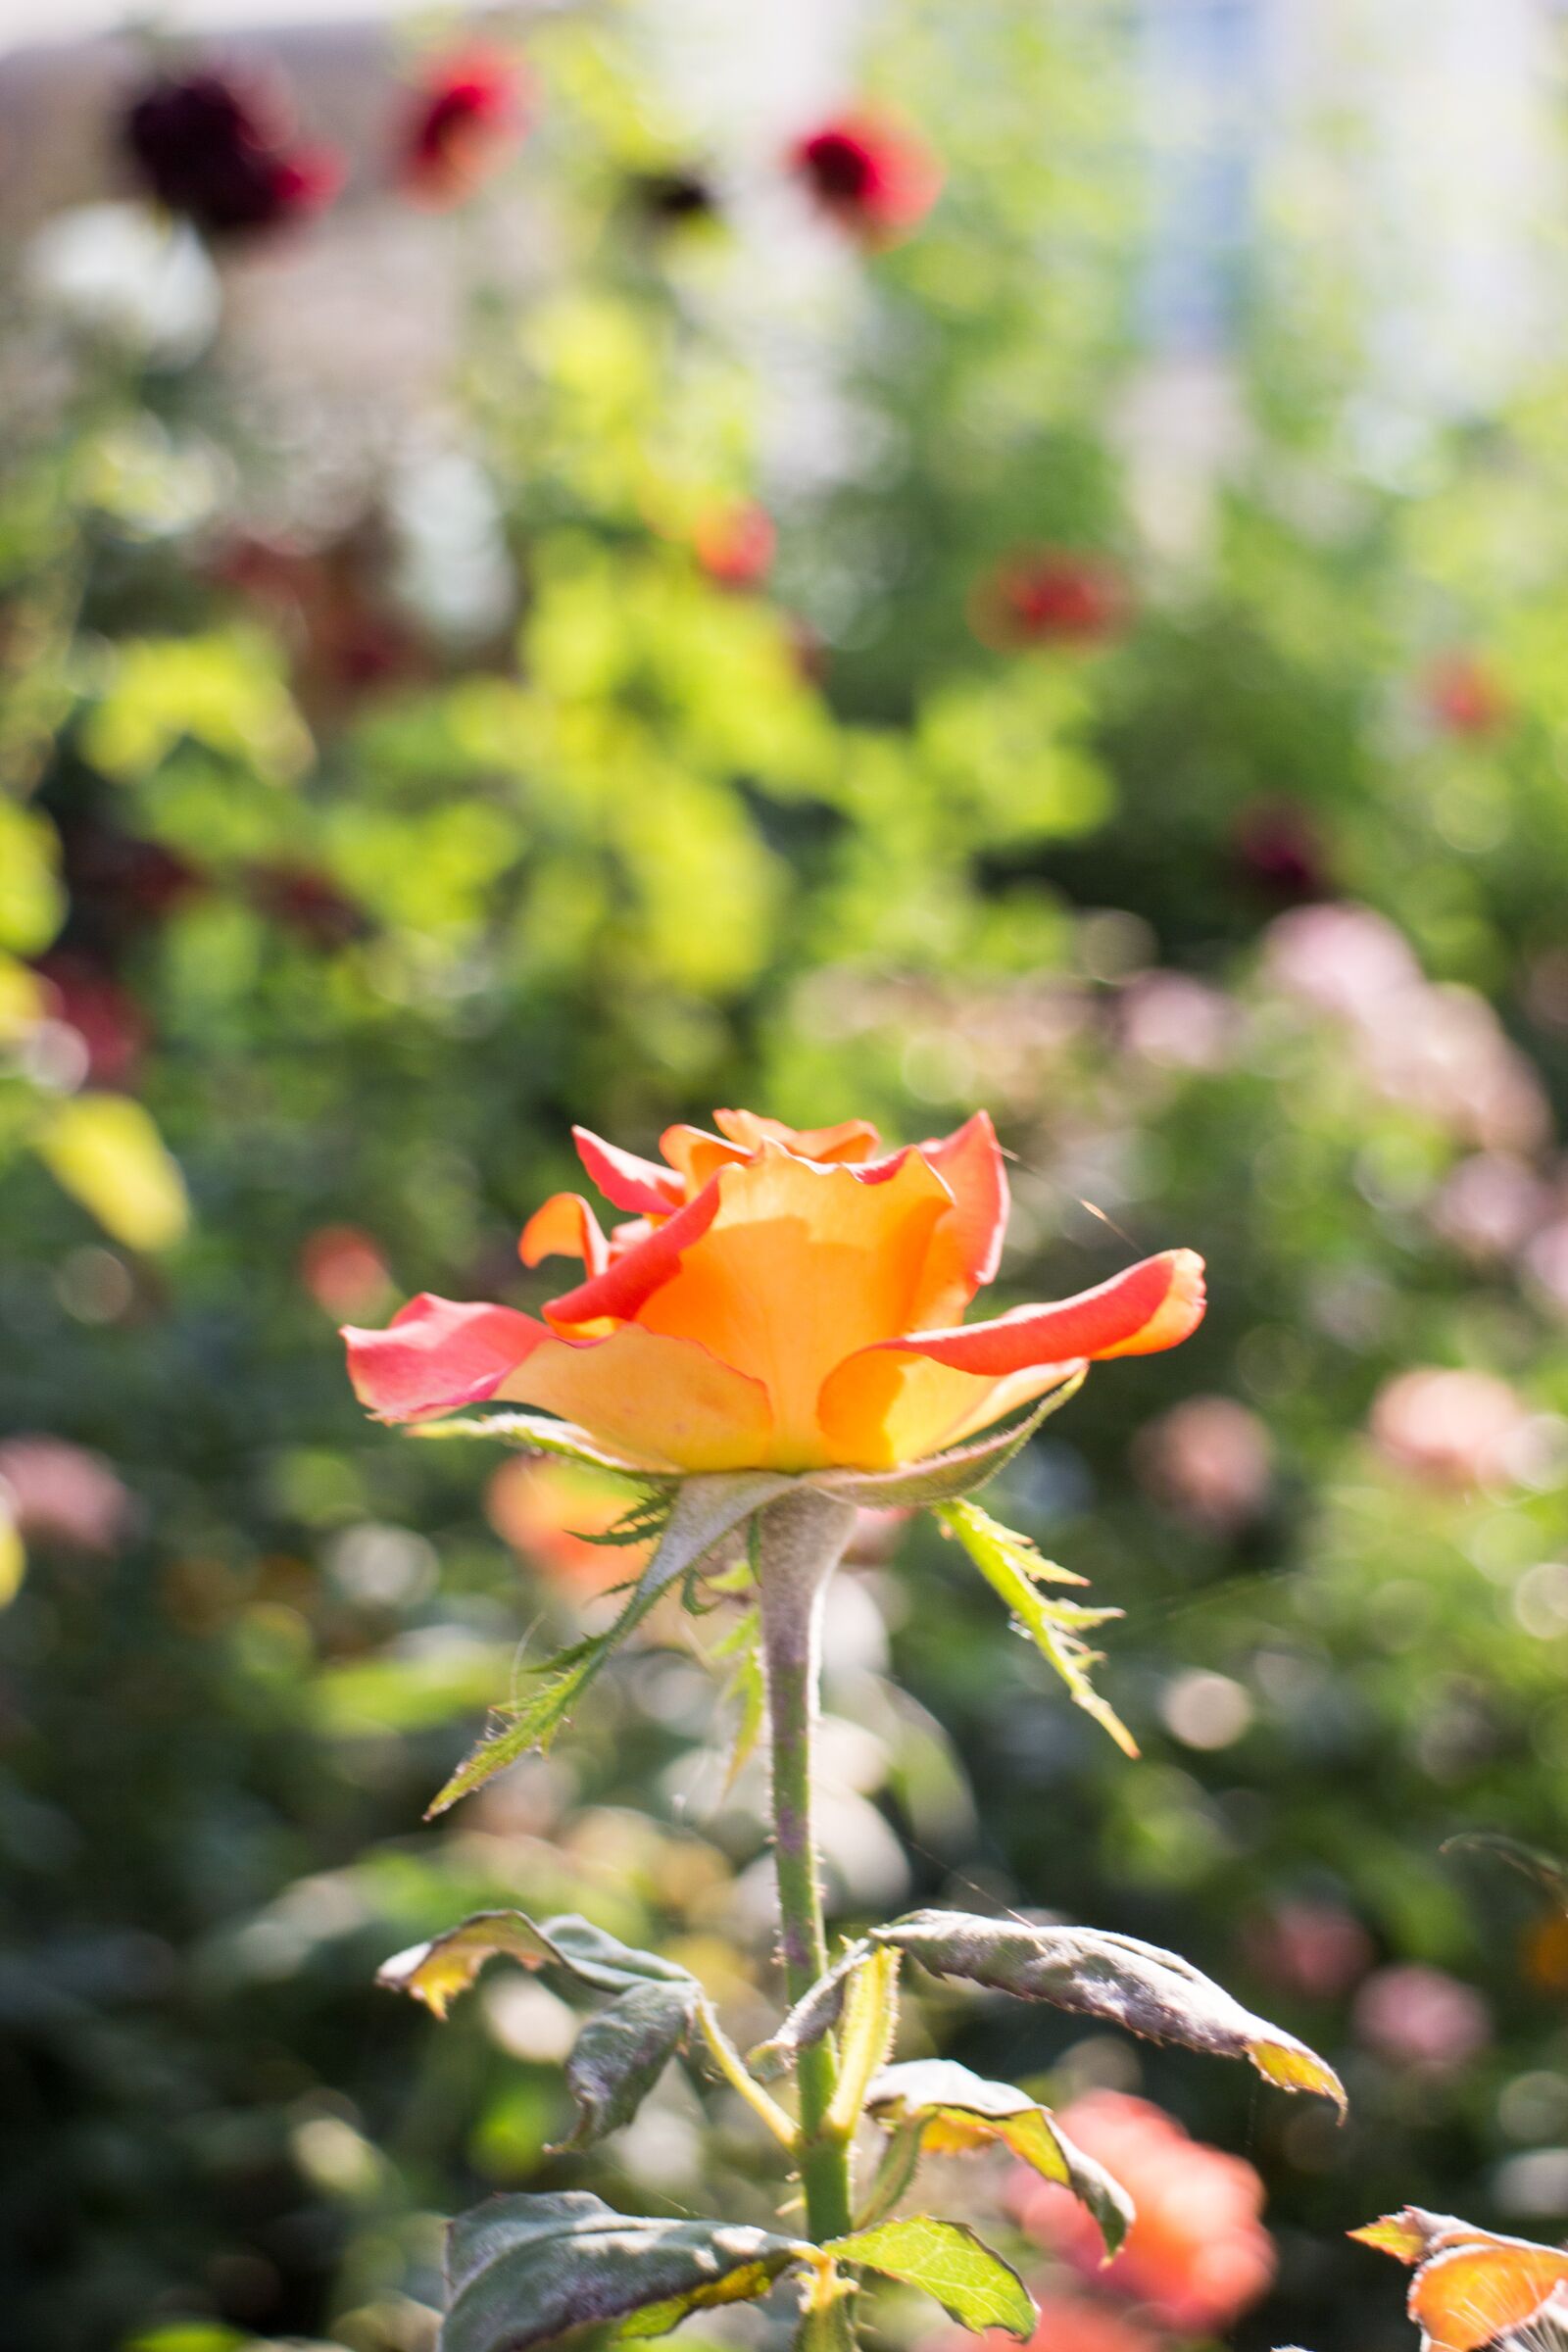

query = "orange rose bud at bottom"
[343,1110,1205,1475]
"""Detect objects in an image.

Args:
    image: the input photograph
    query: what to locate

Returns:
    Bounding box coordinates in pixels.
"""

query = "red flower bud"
[790,110,942,245]
[400,48,529,206]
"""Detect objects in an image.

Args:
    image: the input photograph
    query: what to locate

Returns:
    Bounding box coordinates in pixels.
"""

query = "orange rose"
[343,1109,1204,1474]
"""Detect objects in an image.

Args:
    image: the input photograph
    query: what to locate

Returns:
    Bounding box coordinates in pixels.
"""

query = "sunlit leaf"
[865,2059,1133,2255]
[825,2215,1035,2336]
[877,1911,1345,2110]
[0,802,65,955]
[936,1498,1134,1754]
[749,1940,871,2081]
[37,1092,189,1251]
[443,2192,805,2352]
[825,1944,902,2136]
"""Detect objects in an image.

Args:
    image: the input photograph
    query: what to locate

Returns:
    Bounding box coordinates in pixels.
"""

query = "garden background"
[7,2,1568,2348]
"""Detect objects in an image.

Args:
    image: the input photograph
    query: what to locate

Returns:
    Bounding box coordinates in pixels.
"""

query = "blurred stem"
[757,1488,859,2345]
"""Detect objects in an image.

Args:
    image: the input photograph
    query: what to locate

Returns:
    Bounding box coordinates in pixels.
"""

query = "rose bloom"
[790,111,942,244]
[692,502,776,590]
[1370,1365,1529,1489]
[1352,1963,1491,2072]
[122,68,340,238]
[0,1437,133,1554]
[1133,1394,1273,1536]
[344,1109,1204,1474]
[400,48,528,206]
[971,551,1128,652]
[1011,2090,1275,2330]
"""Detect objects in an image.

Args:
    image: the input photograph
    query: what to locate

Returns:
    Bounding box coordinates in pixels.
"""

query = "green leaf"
[0,802,64,955]
[379,1911,701,2150]
[36,1092,190,1252]
[865,2058,1133,2256]
[443,2192,805,2352]
[408,1408,673,1480]
[825,1945,902,2136]
[427,1471,795,1815]
[748,1939,871,2081]
[824,2216,1035,2337]
[876,1911,1346,2112]
[936,1497,1136,1756]
[810,1371,1086,1509]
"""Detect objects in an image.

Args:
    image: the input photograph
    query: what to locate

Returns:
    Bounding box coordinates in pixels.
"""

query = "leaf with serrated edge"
[749,1939,871,2081]
[442,2192,805,2352]
[865,2058,1132,2257]
[810,1372,1086,1509]
[936,1498,1136,1755]
[427,1471,796,1815]
[877,1912,1345,2112]
[825,2216,1035,2337]
[409,1409,671,1478]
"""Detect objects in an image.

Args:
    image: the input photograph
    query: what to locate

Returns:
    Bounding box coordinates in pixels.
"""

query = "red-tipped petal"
[915,1109,1009,1307]
[544,1175,723,1331]
[871,1249,1206,1377]
[571,1125,686,1217]
[519,1192,610,1275]
[343,1293,543,1422]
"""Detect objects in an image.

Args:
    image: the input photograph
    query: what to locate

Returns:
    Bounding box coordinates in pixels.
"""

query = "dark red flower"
[1232,797,1329,903]
[60,818,201,938]
[1426,651,1510,738]
[122,68,340,239]
[248,861,368,950]
[790,110,942,245]
[971,549,1128,651]
[692,501,776,590]
[401,48,528,205]
[33,953,148,1088]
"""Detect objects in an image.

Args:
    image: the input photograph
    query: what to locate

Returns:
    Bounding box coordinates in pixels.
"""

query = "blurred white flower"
[26,202,219,364]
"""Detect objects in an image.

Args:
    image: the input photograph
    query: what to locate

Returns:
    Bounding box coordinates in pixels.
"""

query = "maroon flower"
[790,109,942,245]
[1232,797,1329,903]
[122,68,340,239]
[692,501,775,590]
[33,953,148,1088]
[400,47,528,205]
[248,861,368,950]
[971,549,1128,651]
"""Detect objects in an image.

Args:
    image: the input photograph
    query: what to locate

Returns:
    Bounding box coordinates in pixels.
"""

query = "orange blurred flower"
[692,502,775,589]
[299,1226,393,1321]
[344,1109,1204,1474]
[485,1458,653,1593]
[1009,2089,1275,2330]
[1426,651,1510,738]
[964,2294,1160,2352]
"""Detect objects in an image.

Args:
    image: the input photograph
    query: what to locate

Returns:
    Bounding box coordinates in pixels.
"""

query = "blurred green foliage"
[9,7,1568,2351]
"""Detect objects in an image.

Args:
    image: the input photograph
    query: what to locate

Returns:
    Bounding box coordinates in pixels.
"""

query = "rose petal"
[545,1178,724,1332]
[497,1322,773,1473]
[711,1109,881,1161]
[344,1293,543,1422]
[571,1125,685,1217]
[519,1192,610,1275]
[871,1250,1206,1377]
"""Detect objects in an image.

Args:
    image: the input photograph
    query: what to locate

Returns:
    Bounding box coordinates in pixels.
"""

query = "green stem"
[756,1488,859,2335]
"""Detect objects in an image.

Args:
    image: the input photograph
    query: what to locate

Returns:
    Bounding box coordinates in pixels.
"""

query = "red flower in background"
[1232,796,1330,904]
[966,2295,1160,2352]
[400,48,528,205]
[1010,2090,1275,2330]
[1426,651,1510,739]
[122,68,340,238]
[790,110,942,245]
[299,1227,392,1322]
[33,953,147,1088]
[692,501,776,590]
[248,861,368,950]
[971,550,1128,652]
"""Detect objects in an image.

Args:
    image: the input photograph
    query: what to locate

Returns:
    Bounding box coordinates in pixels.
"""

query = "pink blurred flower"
[692,501,776,590]
[790,110,942,245]
[1133,1396,1274,1536]
[1370,1366,1530,1490]
[1262,902,1419,1021]
[399,47,528,206]
[1244,1898,1374,2001]
[1430,1153,1548,1262]
[1352,1963,1490,2071]
[1009,2090,1275,2329]
[971,550,1128,652]
[1119,972,1238,1074]
[0,1437,133,1554]
[1426,651,1510,739]
[298,1227,392,1321]
[122,66,340,239]
[962,2294,1160,2352]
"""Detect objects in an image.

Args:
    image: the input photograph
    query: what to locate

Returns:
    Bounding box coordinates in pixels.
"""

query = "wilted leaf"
[811,1374,1086,1509]
[749,1940,870,2081]
[427,1471,793,1814]
[825,2216,1035,2336]
[865,2059,1133,2257]
[877,1912,1345,2110]
[379,1911,701,2150]
[1353,2210,1568,2352]
[37,1093,189,1251]
[935,1498,1135,1756]
[443,2191,805,2352]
